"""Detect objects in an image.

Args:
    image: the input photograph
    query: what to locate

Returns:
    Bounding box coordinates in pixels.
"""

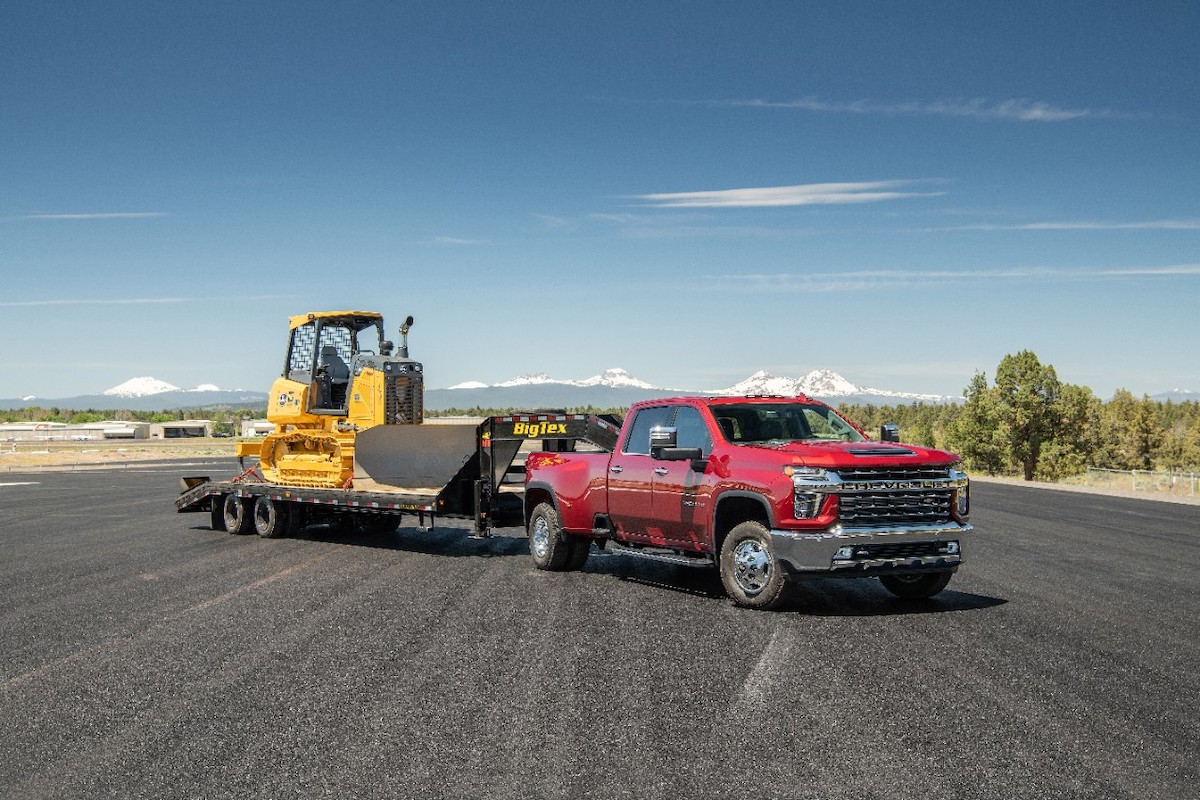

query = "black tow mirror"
[880,424,901,443]
[656,446,707,472]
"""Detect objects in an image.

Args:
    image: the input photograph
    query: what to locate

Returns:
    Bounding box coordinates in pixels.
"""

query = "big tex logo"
[513,421,568,437]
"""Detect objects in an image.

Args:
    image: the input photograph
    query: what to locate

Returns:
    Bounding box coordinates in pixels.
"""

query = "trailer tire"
[253,496,290,538]
[528,502,575,571]
[223,494,253,535]
[719,521,794,610]
[879,570,953,600]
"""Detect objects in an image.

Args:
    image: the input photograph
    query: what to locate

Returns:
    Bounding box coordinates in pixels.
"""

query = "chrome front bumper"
[770,522,973,574]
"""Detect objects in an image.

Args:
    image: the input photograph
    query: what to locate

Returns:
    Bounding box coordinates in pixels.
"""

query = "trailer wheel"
[718,521,794,610]
[528,502,576,571]
[222,494,253,535]
[253,496,290,539]
[879,571,953,600]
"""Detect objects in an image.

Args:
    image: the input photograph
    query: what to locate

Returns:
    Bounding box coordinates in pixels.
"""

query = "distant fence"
[1085,468,1198,498]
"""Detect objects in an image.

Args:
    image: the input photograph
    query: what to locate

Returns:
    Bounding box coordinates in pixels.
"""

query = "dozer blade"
[353,424,479,490]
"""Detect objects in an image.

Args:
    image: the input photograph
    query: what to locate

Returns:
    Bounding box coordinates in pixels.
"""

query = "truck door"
[606,405,673,541]
[652,405,713,550]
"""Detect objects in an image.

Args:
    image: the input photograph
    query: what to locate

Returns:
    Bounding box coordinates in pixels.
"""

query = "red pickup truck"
[524,395,972,610]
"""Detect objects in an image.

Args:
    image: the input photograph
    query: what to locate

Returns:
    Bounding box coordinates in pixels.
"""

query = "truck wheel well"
[524,488,555,525]
[713,495,771,554]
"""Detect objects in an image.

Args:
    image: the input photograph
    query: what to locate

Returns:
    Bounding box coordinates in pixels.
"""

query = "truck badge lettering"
[513,421,568,438]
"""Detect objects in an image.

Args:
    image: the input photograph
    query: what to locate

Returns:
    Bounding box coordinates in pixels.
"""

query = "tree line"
[6,352,1197,480]
[840,351,1200,480]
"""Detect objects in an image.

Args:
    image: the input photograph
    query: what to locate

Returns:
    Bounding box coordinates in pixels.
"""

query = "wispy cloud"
[422,236,485,245]
[532,213,576,229]
[926,219,1200,232]
[706,264,1200,293]
[18,212,170,220]
[0,294,297,308]
[704,96,1122,122]
[0,297,188,308]
[631,180,944,209]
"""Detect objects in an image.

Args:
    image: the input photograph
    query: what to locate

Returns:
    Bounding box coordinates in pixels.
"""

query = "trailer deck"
[176,413,620,536]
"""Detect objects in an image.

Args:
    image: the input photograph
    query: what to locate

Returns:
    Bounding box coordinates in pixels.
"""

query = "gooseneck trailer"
[175,413,620,538]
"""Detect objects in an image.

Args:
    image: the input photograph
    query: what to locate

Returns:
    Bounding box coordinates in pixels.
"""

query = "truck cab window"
[622,406,673,455]
[673,406,712,456]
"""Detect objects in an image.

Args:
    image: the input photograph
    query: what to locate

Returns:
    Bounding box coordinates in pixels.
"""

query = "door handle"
[609,465,623,474]
[654,467,669,476]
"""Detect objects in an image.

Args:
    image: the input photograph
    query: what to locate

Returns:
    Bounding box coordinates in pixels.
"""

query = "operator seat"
[317,345,351,410]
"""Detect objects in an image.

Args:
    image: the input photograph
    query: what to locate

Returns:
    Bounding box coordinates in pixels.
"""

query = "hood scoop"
[848,446,915,457]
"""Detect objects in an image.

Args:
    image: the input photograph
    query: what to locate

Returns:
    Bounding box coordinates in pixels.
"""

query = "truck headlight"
[794,491,821,519]
[956,484,970,517]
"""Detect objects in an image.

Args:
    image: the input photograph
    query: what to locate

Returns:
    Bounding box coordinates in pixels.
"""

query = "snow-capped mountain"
[435,367,955,409]
[720,369,949,402]
[103,377,183,397]
[576,368,657,390]
[474,368,657,391]
[102,377,230,397]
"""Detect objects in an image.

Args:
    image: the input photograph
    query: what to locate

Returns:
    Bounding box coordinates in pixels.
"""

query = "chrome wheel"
[732,538,771,596]
[530,514,551,561]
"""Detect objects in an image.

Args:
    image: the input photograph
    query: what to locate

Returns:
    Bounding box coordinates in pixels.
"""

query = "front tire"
[223,494,253,535]
[253,496,291,538]
[719,521,794,610]
[879,571,953,599]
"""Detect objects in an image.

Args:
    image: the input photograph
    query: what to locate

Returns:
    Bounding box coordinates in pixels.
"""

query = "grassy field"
[0,438,238,471]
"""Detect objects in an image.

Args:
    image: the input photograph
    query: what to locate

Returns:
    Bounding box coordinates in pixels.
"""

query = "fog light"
[834,546,855,560]
[944,541,960,555]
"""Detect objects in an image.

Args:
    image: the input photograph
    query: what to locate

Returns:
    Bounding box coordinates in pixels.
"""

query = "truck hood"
[743,439,959,468]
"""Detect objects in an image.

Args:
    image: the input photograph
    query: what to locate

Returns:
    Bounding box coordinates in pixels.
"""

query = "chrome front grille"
[838,490,954,527]
[834,466,952,483]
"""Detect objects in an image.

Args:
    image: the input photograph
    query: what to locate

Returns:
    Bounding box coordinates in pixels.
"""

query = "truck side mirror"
[880,424,900,443]
[649,425,677,456]
[655,446,707,472]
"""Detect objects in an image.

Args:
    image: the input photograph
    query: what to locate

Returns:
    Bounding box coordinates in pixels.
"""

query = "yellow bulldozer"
[236,310,424,489]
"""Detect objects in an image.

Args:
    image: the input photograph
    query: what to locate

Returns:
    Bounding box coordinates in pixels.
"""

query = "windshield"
[710,403,866,444]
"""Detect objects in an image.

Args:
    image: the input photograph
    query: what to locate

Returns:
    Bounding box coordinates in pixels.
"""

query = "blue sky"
[2,1,1197,400]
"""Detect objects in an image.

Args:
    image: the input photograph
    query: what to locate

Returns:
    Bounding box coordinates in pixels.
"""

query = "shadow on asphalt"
[584,552,1007,615]
[186,522,1008,614]
[785,584,1008,617]
[186,521,530,559]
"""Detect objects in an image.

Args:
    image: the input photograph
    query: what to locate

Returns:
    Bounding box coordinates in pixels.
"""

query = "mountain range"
[2,370,1195,412]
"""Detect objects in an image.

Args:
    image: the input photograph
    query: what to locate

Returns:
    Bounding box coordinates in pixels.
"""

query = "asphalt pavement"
[0,463,1196,799]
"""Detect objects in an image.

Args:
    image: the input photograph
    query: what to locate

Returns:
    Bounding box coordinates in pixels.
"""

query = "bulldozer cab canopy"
[288,311,383,332]
[283,312,387,381]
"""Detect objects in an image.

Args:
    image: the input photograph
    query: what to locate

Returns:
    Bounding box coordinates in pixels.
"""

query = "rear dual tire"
[528,503,590,571]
